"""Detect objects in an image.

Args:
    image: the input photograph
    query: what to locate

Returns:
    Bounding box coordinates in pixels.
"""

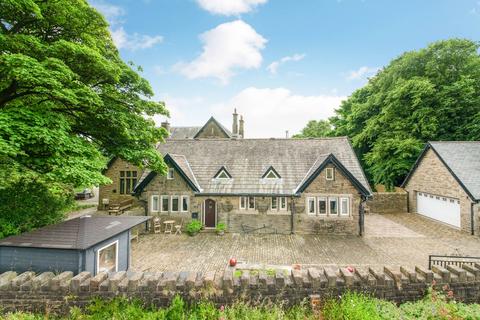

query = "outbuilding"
[402,141,480,235]
[0,215,149,275]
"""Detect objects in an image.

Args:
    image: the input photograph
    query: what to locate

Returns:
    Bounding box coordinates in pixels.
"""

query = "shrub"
[0,179,73,239]
[216,222,226,233]
[186,220,202,236]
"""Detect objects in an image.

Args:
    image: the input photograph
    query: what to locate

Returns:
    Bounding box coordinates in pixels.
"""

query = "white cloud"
[346,66,379,80]
[267,53,306,75]
[90,0,163,51]
[176,20,267,84]
[211,87,345,137]
[152,95,206,127]
[196,0,267,15]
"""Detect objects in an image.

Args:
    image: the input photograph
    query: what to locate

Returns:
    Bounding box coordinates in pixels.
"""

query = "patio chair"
[175,219,184,235]
[153,217,162,234]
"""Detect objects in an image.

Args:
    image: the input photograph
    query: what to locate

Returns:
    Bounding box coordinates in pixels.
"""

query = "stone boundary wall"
[367,192,408,214]
[1,264,480,314]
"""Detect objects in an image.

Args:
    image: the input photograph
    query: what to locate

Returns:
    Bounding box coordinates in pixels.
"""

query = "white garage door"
[416,192,460,228]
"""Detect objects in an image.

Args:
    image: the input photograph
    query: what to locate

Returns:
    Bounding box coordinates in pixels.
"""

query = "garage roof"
[0,216,150,250]
[403,141,480,201]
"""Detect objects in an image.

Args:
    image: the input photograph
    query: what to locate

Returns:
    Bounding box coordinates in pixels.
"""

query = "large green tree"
[293,120,332,138]
[330,39,480,189]
[0,0,169,189]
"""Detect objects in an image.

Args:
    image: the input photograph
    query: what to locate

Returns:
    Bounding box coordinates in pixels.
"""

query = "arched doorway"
[204,199,217,228]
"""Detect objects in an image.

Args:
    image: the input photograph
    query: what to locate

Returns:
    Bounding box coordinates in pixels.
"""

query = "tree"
[293,120,332,138]
[330,39,480,189]
[0,0,169,189]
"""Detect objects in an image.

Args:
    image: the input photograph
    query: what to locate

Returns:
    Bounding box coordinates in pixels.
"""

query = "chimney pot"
[232,108,239,137]
[239,115,244,139]
[161,120,171,133]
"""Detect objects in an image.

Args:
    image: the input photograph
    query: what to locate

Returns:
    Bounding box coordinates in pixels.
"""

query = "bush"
[216,222,226,233]
[186,220,202,236]
[0,179,73,239]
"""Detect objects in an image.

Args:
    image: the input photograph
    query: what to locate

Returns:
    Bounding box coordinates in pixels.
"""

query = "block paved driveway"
[131,213,480,273]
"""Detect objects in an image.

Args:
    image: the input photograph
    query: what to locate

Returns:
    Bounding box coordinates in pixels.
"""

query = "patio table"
[163,220,175,234]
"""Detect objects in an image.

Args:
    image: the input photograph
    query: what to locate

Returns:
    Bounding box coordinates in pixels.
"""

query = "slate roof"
[169,127,202,139]
[193,117,232,139]
[404,141,480,201]
[0,216,150,250]
[135,137,372,196]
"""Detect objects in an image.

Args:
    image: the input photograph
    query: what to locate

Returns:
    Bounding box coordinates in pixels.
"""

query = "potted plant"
[216,223,226,235]
[186,220,202,236]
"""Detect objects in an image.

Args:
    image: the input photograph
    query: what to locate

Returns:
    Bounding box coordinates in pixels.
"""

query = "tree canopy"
[0,0,169,189]
[298,39,480,189]
[293,120,332,138]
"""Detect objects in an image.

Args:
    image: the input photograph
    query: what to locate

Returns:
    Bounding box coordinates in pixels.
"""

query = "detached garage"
[402,141,480,235]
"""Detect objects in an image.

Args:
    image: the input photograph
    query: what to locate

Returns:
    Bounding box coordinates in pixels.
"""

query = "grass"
[2,286,480,319]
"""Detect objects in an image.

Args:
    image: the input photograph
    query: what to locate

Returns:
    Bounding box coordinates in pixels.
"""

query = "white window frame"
[171,195,179,212]
[271,197,278,210]
[307,197,316,215]
[317,197,327,216]
[329,197,338,215]
[96,240,118,274]
[248,196,255,210]
[326,168,335,181]
[151,195,160,212]
[181,196,189,212]
[215,168,231,180]
[239,196,247,210]
[161,195,169,212]
[279,197,287,211]
[167,168,174,180]
[340,197,349,216]
[264,169,280,179]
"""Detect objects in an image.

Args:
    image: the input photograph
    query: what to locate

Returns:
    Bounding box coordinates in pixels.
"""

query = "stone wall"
[366,192,408,214]
[1,264,480,314]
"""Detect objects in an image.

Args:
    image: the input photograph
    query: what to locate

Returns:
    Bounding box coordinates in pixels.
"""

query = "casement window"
[161,195,169,212]
[325,168,335,181]
[171,196,179,212]
[271,197,278,210]
[307,197,316,215]
[97,241,118,274]
[340,197,349,216]
[248,196,255,210]
[167,168,174,180]
[329,197,338,215]
[239,196,247,210]
[181,196,189,212]
[151,195,160,212]
[318,197,327,215]
[119,171,137,194]
[280,197,287,210]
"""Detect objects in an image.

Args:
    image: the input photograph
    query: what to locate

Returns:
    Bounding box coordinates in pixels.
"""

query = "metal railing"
[428,254,480,269]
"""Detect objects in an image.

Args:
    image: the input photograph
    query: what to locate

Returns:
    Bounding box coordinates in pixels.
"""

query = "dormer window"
[326,167,335,181]
[167,168,174,180]
[262,166,281,179]
[214,166,232,179]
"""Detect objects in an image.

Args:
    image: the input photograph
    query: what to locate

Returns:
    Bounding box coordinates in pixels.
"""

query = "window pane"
[132,178,137,189]
[152,196,159,211]
[120,178,125,194]
[341,198,349,215]
[126,178,131,194]
[271,197,277,209]
[248,197,255,209]
[329,197,338,214]
[318,198,327,214]
[172,197,179,211]
[182,197,189,211]
[162,197,169,212]
[132,171,137,177]
[308,198,315,214]
[98,242,117,273]
[280,197,287,209]
[120,171,125,177]
[240,197,245,209]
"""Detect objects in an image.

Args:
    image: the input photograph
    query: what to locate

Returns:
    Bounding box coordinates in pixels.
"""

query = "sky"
[90,0,480,138]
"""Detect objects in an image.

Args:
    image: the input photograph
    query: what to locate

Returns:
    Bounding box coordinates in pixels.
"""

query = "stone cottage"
[100,110,372,235]
[402,141,480,235]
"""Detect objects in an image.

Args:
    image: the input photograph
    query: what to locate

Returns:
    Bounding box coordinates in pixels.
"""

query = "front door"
[204,199,216,228]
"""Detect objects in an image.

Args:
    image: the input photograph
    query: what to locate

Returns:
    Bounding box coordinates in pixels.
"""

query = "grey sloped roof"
[138,137,371,195]
[0,216,150,250]
[169,127,201,139]
[429,141,480,200]
[169,154,201,190]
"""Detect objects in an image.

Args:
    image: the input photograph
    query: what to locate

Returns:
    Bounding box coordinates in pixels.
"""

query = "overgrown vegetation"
[3,285,480,319]
[0,0,169,234]
[296,39,480,189]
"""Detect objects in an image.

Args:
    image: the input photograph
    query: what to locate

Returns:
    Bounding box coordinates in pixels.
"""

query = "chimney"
[161,120,170,133]
[232,108,239,137]
[239,115,244,139]
[285,130,289,139]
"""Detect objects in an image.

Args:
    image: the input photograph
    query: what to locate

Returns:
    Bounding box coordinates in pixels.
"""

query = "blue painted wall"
[0,230,131,275]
